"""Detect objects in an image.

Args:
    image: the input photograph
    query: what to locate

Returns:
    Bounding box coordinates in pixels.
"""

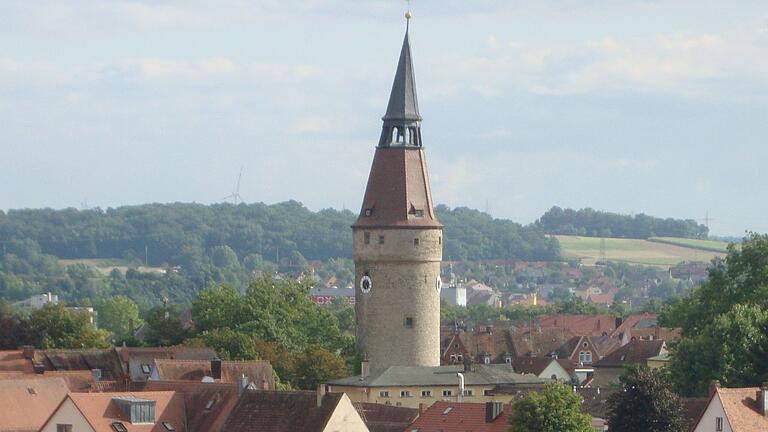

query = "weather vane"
[405,0,412,28]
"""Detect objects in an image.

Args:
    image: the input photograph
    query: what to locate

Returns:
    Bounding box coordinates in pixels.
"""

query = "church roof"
[383,28,421,122]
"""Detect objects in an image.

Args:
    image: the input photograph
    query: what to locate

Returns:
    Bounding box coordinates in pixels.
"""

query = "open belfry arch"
[352,12,444,372]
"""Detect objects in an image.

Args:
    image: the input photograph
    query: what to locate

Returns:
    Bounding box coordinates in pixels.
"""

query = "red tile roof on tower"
[352,147,441,229]
[405,401,511,432]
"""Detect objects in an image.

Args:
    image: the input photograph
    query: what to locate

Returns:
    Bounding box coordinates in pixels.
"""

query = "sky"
[1,0,767,236]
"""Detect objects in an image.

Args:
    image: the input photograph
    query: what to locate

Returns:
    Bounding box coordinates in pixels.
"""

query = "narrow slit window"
[378,235,385,244]
[405,317,414,328]
[414,238,420,246]
[364,232,371,244]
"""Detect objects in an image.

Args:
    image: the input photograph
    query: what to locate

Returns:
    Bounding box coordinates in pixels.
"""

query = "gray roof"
[383,29,421,122]
[327,364,544,388]
[309,287,354,297]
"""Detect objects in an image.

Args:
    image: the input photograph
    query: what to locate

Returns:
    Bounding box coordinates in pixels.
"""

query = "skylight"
[442,407,453,415]
[111,422,128,432]
[162,422,176,431]
[205,399,215,410]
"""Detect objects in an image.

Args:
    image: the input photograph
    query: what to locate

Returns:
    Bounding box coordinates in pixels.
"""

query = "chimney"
[316,384,327,408]
[457,373,465,402]
[463,356,472,373]
[615,317,623,328]
[211,358,222,380]
[709,380,720,398]
[238,374,249,397]
[485,401,503,423]
[361,360,370,379]
[758,382,768,417]
[22,345,35,360]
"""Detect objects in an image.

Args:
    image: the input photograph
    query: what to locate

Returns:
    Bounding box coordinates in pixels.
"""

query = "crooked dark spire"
[379,25,423,147]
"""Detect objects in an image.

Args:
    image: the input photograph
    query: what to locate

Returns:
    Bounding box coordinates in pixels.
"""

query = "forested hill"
[537,206,708,239]
[0,202,560,266]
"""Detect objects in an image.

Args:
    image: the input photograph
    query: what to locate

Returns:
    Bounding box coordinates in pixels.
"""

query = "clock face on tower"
[436,276,443,292]
[360,275,372,293]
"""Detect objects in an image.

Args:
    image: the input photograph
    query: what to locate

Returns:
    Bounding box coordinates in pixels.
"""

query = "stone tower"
[353,18,443,372]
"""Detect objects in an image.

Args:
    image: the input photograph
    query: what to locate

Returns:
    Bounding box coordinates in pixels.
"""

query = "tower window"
[364,232,371,244]
[414,209,424,218]
[414,238,420,246]
[421,390,432,397]
[438,236,442,245]
[364,208,373,217]
[405,317,414,328]
[378,235,385,244]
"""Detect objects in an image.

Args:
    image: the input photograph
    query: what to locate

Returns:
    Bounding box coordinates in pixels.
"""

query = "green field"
[648,237,731,253]
[554,235,729,267]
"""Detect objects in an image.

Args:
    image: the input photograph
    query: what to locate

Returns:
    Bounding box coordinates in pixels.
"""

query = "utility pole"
[145,245,149,267]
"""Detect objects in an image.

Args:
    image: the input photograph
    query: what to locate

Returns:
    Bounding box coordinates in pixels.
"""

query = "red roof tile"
[405,401,510,432]
[0,377,70,431]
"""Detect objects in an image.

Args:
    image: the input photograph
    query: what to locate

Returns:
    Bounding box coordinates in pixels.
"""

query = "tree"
[508,382,592,432]
[30,303,109,349]
[662,234,768,395]
[97,295,142,339]
[143,305,189,346]
[0,300,39,349]
[607,366,685,432]
[291,345,347,390]
[192,328,257,360]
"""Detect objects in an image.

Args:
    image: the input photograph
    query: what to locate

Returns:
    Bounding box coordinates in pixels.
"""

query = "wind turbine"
[222,167,244,205]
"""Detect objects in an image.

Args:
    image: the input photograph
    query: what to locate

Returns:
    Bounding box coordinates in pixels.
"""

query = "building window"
[379,391,390,398]
[716,417,723,431]
[463,389,473,397]
[414,238,420,246]
[405,317,414,328]
[400,390,411,398]
[205,400,215,410]
[442,390,453,397]
[57,425,73,432]
[421,390,432,397]
[483,389,492,396]
[378,235,385,244]
[438,236,442,245]
[364,208,373,217]
[414,209,424,218]
[505,356,512,365]
[579,351,592,364]
[364,232,371,244]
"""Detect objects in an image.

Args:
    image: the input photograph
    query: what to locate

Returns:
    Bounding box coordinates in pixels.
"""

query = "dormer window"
[364,208,373,217]
[414,209,424,218]
[141,364,152,374]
